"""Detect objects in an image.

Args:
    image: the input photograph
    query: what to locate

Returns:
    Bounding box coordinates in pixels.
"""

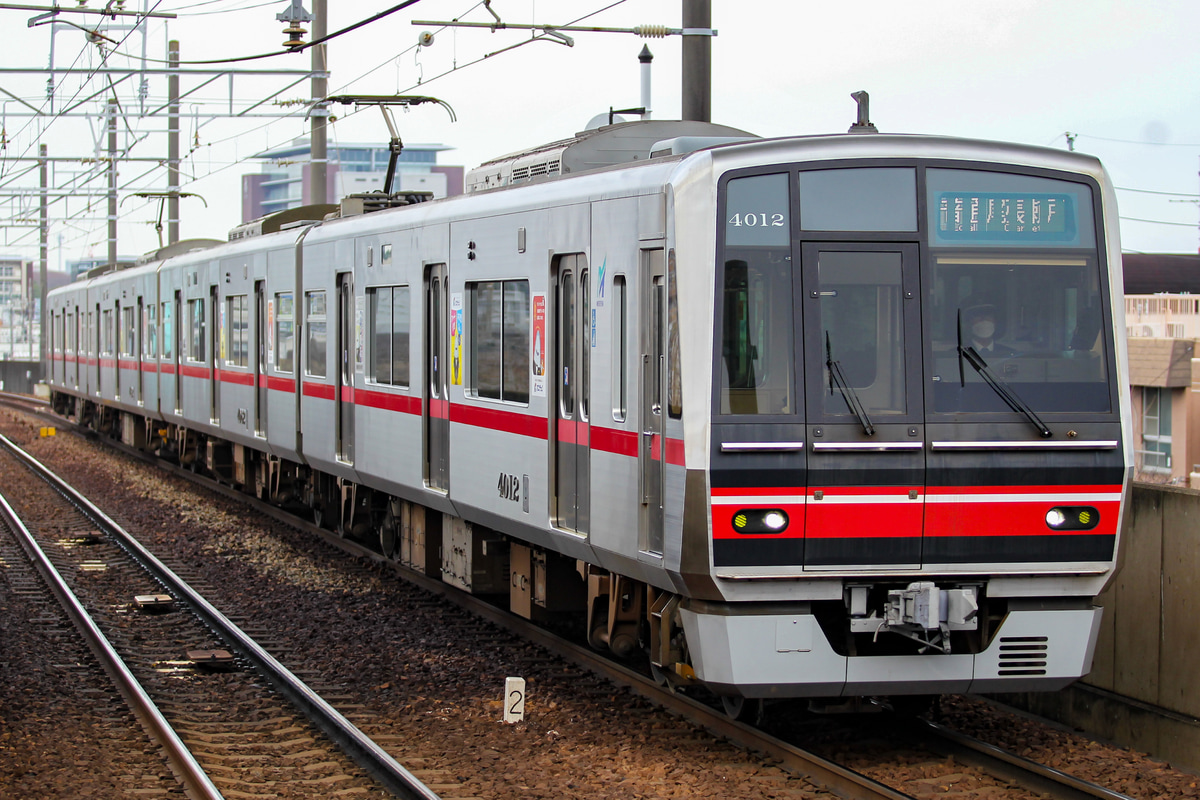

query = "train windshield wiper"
[956,310,1051,438]
[825,333,875,436]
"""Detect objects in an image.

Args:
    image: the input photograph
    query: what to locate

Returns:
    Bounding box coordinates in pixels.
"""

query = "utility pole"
[168,40,180,245]
[681,0,711,122]
[39,143,47,362]
[310,0,328,205]
[107,98,117,267]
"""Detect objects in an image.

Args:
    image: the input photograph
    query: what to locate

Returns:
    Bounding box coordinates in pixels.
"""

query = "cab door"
[802,243,924,568]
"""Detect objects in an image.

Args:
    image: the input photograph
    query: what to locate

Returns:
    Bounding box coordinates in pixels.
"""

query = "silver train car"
[46,119,1133,708]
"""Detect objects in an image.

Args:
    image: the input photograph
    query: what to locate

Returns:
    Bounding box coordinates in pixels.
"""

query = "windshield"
[719,172,794,415]
[929,253,1110,413]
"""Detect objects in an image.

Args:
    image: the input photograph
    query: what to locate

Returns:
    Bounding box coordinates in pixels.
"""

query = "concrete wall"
[996,483,1200,770]
[0,359,42,394]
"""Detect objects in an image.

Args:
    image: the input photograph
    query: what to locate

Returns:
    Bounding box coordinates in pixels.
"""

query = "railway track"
[0,399,1163,800]
[0,428,437,800]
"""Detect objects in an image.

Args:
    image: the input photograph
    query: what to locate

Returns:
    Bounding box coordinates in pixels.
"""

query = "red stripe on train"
[451,402,547,439]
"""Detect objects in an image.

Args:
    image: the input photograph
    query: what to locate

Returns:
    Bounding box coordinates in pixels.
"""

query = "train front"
[676,136,1131,700]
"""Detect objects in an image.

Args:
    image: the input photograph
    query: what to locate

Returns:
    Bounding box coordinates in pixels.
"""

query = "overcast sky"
[4,0,1200,266]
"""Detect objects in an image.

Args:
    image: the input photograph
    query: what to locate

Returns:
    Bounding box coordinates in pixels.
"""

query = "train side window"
[468,279,530,404]
[102,309,114,357]
[120,306,136,357]
[305,290,327,378]
[612,275,627,422]
[275,292,294,373]
[187,299,206,362]
[145,304,158,359]
[368,285,410,388]
[226,294,249,367]
[161,302,173,360]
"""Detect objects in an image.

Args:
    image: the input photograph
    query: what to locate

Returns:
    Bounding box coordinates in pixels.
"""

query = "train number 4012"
[498,473,520,502]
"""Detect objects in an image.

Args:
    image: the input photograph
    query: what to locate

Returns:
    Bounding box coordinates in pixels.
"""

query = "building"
[242,138,464,223]
[1121,253,1200,485]
[0,256,26,306]
[65,256,138,281]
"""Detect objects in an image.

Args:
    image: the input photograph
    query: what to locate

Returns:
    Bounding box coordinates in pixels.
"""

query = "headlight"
[1045,506,1100,531]
[763,511,788,530]
[732,509,790,535]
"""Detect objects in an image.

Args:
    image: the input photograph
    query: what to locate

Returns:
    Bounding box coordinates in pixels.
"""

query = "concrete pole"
[310,0,328,205]
[681,0,711,122]
[39,144,48,362]
[168,40,180,245]
[107,98,118,267]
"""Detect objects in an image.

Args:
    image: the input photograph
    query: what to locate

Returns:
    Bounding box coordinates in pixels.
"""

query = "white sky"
[3,0,1200,267]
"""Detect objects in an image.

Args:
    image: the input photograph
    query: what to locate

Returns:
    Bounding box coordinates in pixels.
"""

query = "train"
[45,110,1132,715]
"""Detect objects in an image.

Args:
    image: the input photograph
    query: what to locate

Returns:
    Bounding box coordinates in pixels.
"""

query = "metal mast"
[681,0,711,122]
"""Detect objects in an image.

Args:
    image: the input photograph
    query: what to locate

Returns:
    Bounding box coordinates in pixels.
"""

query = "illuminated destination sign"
[936,192,1075,242]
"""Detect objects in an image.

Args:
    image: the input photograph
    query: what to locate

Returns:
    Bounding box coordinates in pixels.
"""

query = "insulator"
[634,24,669,38]
[282,22,307,49]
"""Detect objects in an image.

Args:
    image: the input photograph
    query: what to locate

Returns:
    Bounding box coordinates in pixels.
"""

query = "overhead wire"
[1116,186,1199,198]
[15,0,634,256]
[1,2,171,249]
[1120,216,1198,228]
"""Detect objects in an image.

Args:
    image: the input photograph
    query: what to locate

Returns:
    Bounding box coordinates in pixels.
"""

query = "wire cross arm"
[324,94,456,122]
[124,192,207,249]
[409,20,705,39]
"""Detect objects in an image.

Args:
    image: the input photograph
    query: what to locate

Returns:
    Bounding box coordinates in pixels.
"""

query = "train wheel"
[650,662,677,693]
[720,695,762,723]
[379,501,400,559]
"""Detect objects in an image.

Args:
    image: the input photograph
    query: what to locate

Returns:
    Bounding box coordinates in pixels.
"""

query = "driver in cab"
[964,302,1016,359]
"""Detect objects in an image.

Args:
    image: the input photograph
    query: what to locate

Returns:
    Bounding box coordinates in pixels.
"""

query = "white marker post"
[503,677,526,723]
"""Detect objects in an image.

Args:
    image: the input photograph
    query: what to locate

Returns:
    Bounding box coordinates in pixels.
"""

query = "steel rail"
[0,485,223,800]
[911,718,1137,800]
[12,398,1142,800]
[0,431,441,800]
[406,569,918,800]
[73,429,914,800]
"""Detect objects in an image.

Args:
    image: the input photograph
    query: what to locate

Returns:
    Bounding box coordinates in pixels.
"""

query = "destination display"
[936,192,1075,241]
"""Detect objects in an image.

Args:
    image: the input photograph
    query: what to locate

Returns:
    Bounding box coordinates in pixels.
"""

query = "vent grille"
[511,159,562,184]
[998,636,1048,675]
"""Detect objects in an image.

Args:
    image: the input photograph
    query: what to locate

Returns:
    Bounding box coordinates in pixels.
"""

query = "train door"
[173,291,183,413]
[209,285,219,423]
[552,255,590,534]
[136,297,145,404]
[336,272,354,463]
[112,302,121,401]
[801,243,925,568]
[92,304,100,396]
[255,281,267,437]
[71,310,79,389]
[424,263,449,492]
[639,249,666,554]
